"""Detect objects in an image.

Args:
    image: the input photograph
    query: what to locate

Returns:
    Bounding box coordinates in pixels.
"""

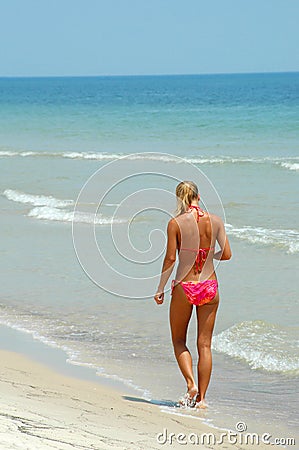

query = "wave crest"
[3,189,74,208]
[2,189,125,225]
[213,320,299,373]
[1,149,299,169]
[225,223,299,254]
[28,206,125,224]
[278,162,299,172]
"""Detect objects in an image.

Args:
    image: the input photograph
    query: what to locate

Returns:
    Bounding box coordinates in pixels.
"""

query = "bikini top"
[180,205,214,273]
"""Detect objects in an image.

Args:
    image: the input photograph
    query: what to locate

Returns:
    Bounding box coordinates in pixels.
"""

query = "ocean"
[0,73,298,441]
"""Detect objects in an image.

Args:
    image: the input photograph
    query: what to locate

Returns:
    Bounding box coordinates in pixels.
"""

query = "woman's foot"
[195,397,208,409]
[179,385,198,408]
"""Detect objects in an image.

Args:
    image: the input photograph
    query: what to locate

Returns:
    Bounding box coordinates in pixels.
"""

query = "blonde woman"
[154,181,231,408]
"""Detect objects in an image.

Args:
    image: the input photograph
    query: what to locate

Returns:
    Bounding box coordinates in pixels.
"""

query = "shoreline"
[0,324,284,449]
[0,323,137,395]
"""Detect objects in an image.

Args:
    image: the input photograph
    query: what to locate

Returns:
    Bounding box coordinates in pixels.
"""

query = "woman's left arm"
[154,219,178,305]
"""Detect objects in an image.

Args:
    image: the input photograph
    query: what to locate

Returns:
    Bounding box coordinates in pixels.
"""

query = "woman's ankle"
[187,381,197,392]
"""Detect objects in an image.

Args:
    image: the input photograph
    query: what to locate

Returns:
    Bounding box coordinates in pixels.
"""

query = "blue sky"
[0,0,298,76]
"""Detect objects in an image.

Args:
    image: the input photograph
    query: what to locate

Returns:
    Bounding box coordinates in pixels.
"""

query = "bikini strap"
[188,205,204,222]
[179,247,215,273]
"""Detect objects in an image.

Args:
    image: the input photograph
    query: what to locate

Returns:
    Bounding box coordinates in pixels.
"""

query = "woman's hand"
[154,291,164,305]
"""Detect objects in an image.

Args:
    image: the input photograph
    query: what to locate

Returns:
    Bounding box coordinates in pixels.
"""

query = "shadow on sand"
[122,395,178,408]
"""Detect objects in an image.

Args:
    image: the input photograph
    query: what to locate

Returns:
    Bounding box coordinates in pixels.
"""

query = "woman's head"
[175,181,199,216]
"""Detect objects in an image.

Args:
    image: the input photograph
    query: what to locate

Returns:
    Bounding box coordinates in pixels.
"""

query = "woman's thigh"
[196,290,219,345]
[169,285,193,341]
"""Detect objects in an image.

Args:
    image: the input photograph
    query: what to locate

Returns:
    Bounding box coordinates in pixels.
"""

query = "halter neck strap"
[188,205,204,222]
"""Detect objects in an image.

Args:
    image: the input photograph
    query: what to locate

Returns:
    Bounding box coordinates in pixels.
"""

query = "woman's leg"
[169,285,197,397]
[196,291,219,406]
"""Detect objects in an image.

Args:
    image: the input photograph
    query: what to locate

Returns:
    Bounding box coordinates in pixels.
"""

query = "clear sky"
[0,0,298,76]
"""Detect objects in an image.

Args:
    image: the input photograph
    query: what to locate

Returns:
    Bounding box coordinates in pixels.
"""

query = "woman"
[154,181,231,409]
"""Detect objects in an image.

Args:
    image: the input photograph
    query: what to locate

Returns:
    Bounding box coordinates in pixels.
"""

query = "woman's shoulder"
[205,212,222,221]
[204,212,224,227]
[167,217,178,229]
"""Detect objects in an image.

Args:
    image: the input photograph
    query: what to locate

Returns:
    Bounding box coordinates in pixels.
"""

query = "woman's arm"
[154,219,178,304]
[213,218,232,261]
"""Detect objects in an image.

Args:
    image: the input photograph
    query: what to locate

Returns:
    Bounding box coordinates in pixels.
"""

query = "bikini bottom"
[171,279,218,306]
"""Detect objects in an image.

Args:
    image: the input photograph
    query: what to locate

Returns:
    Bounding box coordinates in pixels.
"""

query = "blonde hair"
[175,181,199,216]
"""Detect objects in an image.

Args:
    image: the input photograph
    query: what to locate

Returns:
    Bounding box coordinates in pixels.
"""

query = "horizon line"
[0,70,299,79]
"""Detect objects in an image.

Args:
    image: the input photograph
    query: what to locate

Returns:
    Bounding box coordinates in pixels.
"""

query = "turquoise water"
[1,73,298,155]
[0,73,298,439]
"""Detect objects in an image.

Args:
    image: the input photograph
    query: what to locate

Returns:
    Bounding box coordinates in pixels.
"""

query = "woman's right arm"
[213,217,232,261]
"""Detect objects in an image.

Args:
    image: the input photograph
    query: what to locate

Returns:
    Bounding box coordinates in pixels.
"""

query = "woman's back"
[174,209,219,283]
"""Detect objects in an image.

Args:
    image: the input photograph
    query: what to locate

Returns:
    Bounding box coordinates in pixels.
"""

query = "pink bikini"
[171,205,218,306]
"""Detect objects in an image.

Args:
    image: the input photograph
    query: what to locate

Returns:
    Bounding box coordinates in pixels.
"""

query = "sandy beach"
[0,348,286,450]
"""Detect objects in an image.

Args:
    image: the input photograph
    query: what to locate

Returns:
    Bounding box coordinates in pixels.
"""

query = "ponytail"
[175,181,199,216]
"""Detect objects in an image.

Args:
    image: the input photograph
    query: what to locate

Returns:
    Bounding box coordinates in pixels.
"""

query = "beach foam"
[213,320,299,373]
[3,189,74,208]
[27,206,126,224]
[2,189,126,224]
[1,149,299,168]
[278,162,299,172]
[225,223,299,254]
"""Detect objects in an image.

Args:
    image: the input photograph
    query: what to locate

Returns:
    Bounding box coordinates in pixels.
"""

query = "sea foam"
[225,223,299,254]
[1,149,299,168]
[213,320,299,373]
[278,162,299,172]
[3,189,74,208]
[2,189,125,225]
[28,206,126,224]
